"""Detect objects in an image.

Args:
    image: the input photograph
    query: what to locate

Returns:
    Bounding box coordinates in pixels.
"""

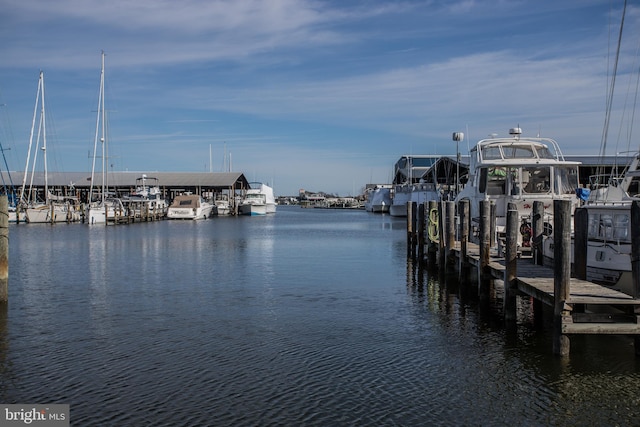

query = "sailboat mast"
[90,52,105,203]
[40,70,48,202]
[101,52,106,202]
[20,71,43,204]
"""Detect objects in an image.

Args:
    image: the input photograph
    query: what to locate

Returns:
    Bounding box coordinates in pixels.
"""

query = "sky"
[0,0,638,196]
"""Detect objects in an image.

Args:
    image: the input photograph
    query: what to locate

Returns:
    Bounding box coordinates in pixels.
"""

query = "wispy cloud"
[1,0,638,195]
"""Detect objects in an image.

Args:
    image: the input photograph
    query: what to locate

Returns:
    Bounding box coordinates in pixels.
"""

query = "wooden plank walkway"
[450,242,640,335]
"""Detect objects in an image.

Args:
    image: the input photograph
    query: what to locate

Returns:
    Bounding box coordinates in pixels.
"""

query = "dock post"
[458,199,469,275]
[417,202,426,263]
[427,200,438,266]
[490,201,496,248]
[532,201,544,266]
[438,201,445,268]
[0,196,7,302]
[407,202,417,258]
[479,200,491,301]
[445,201,456,267]
[574,207,588,281]
[553,199,571,356]
[504,202,518,322]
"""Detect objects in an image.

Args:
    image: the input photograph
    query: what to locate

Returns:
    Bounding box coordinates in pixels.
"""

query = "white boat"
[122,175,168,218]
[239,182,276,216]
[19,71,81,223]
[389,182,440,217]
[388,155,442,217]
[167,193,213,220]
[87,197,127,225]
[543,156,640,295]
[455,127,581,248]
[213,195,231,216]
[365,185,392,213]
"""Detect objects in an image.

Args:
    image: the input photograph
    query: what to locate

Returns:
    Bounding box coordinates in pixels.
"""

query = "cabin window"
[485,167,506,195]
[589,212,629,241]
[588,214,600,238]
[555,166,579,194]
[613,213,629,241]
[522,167,550,194]
[479,168,488,193]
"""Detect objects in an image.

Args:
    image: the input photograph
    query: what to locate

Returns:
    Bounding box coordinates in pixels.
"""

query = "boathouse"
[4,171,250,203]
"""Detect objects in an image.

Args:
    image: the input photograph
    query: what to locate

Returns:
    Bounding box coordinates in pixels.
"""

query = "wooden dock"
[407,199,640,356]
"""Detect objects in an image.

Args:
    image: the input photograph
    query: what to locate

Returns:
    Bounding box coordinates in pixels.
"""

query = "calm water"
[1,206,639,426]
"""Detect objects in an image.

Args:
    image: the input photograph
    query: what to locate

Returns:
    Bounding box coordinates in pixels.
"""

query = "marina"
[2,205,640,425]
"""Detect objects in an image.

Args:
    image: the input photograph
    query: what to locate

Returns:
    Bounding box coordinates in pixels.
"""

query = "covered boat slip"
[10,171,250,206]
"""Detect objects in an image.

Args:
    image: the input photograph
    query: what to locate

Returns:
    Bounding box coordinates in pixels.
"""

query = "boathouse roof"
[4,171,250,190]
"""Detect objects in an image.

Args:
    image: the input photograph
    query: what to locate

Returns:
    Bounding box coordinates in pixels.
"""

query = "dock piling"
[552,200,572,356]
[445,201,455,267]
[458,199,469,276]
[0,196,7,302]
[427,200,438,266]
[479,200,491,302]
[532,201,544,266]
[417,202,426,262]
[574,207,588,281]
[504,202,518,322]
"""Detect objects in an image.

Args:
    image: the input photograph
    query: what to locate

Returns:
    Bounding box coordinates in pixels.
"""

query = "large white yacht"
[455,128,581,248]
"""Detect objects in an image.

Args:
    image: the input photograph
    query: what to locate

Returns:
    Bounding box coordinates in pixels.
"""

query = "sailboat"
[86,51,125,225]
[19,71,80,223]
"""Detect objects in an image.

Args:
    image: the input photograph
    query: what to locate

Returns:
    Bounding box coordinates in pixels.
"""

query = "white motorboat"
[239,182,276,216]
[388,155,442,217]
[365,185,392,213]
[455,127,581,248]
[213,196,231,216]
[167,193,213,220]
[389,182,439,217]
[122,175,168,218]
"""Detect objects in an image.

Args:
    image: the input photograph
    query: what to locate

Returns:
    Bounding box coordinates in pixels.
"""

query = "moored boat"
[388,155,442,217]
[239,182,276,216]
[365,185,392,213]
[455,127,580,249]
[167,193,213,220]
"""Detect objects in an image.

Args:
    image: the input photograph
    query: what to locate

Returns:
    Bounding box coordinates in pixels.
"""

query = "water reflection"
[404,249,640,425]
[4,209,640,425]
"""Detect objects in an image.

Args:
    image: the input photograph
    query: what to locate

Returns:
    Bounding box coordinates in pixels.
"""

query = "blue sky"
[0,0,638,196]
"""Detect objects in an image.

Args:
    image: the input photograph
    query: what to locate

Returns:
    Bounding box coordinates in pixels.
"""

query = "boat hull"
[167,205,213,220]
[239,203,267,216]
[26,205,79,223]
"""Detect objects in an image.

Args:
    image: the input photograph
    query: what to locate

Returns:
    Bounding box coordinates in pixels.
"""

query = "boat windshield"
[482,146,502,160]
[534,146,555,159]
[501,145,536,159]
